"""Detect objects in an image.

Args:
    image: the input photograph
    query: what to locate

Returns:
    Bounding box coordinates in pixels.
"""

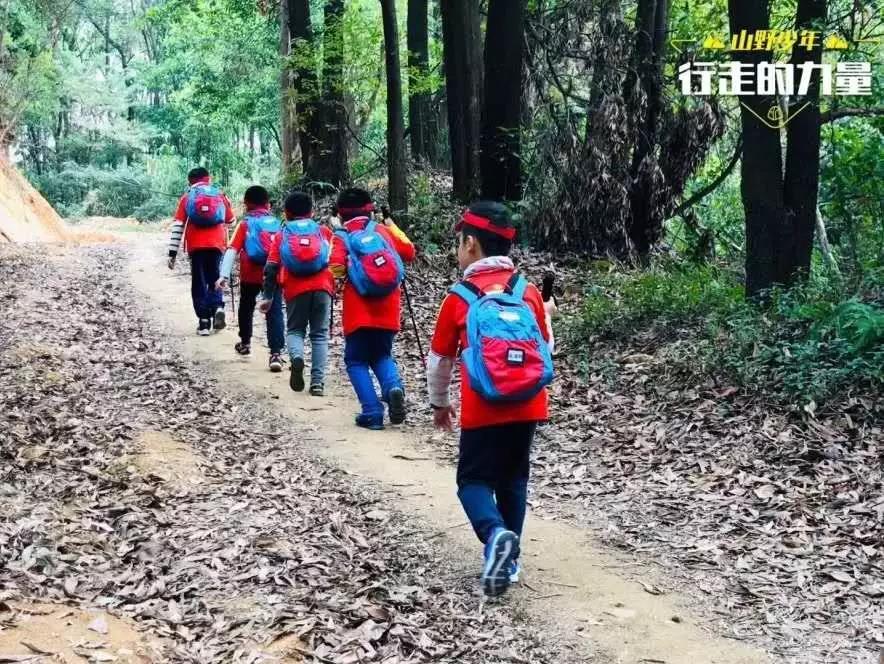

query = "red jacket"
[329,217,416,335]
[228,205,276,285]
[430,265,550,430]
[173,179,235,252]
[266,221,336,301]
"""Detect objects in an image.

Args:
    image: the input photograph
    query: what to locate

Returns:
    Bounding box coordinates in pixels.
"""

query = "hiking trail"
[129,233,773,664]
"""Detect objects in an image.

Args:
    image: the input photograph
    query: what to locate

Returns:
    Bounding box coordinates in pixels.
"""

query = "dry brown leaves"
[0,245,560,663]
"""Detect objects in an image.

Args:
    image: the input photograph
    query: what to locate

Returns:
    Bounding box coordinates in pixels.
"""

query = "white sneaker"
[197,319,211,336]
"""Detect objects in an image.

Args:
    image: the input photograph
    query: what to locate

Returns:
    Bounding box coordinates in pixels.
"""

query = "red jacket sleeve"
[173,196,188,222]
[223,194,235,223]
[267,229,282,264]
[229,220,247,251]
[430,293,462,358]
[524,283,550,342]
[381,223,416,263]
[329,227,348,276]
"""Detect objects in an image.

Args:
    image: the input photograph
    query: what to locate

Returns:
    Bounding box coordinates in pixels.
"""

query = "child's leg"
[456,425,508,543]
[265,288,285,354]
[307,291,332,386]
[367,330,403,400]
[344,330,384,420]
[189,251,210,320]
[205,249,224,314]
[494,422,536,539]
[286,293,310,362]
[238,283,260,345]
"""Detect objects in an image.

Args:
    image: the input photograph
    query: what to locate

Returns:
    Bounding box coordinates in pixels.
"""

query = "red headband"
[456,211,516,240]
[338,203,375,217]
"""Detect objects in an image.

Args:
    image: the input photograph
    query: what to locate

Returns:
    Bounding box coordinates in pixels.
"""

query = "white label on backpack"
[200,205,210,212]
[499,311,519,322]
[374,255,387,267]
[507,348,525,365]
[299,237,310,246]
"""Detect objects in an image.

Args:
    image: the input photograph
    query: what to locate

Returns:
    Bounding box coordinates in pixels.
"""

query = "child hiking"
[167,167,235,336]
[427,201,554,597]
[330,188,416,430]
[216,185,286,372]
[261,192,334,395]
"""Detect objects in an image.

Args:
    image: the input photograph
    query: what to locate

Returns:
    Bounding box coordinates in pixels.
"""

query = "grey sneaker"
[289,357,305,391]
[388,387,406,425]
[197,319,212,336]
[213,309,227,331]
[309,383,324,397]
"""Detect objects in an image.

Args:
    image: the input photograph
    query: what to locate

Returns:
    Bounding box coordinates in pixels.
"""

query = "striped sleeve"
[168,221,185,257]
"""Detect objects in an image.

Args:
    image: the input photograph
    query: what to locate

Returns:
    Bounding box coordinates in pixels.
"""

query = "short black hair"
[336,187,373,220]
[187,167,210,184]
[461,200,513,257]
[284,191,313,218]
[244,185,270,207]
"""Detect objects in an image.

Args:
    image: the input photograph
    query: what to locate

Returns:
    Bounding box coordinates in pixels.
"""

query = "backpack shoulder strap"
[506,273,528,299]
[451,279,483,305]
[365,219,377,234]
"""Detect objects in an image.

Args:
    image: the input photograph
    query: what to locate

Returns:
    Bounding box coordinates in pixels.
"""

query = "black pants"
[189,249,223,320]
[237,283,285,352]
[457,421,536,544]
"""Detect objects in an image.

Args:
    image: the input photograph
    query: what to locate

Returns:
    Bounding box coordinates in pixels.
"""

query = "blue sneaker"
[355,414,384,430]
[482,528,519,597]
[509,559,521,584]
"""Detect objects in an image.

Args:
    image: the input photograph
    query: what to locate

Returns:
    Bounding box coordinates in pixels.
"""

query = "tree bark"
[280,0,300,178]
[627,0,668,255]
[728,0,786,299]
[480,0,526,201]
[380,0,408,212]
[440,0,482,202]
[782,0,826,285]
[289,0,319,176]
[407,0,434,163]
[311,0,349,189]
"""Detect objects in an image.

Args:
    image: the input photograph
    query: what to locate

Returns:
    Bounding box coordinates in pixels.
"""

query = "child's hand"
[258,299,271,314]
[215,277,228,291]
[543,297,559,318]
[167,256,176,270]
[432,405,456,431]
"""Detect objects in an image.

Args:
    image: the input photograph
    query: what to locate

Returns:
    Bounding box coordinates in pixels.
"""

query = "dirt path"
[130,238,773,664]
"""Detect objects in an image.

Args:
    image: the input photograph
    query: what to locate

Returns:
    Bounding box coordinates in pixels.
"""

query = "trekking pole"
[402,279,426,368]
[229,277,237,317]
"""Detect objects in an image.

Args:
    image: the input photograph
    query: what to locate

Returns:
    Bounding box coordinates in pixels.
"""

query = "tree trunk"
[728,0,786,299]
[627,0,668,255]
[407,0,434,163]
[440,0,482,202]
[782,0,826,284]
[312,0,349,189]
[480,0,526,201]
[280,0,301,178]
[290,0,319,176]
[381,0,408,212]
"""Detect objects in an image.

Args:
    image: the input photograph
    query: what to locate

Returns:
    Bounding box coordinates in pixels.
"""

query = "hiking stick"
[402,279,426,367]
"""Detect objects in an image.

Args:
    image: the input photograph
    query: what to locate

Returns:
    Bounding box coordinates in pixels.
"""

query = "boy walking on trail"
[261,192,334,395]
[330,188,416,430]
[216,185,286,372]
[427,201,554,597]
[167,167,235,336]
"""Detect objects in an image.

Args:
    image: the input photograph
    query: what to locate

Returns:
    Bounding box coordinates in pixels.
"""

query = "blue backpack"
[451,273,554,402]
[336,220,404,297]
[185,183,226,227]
[280,219,331,275]
[243,213,281,265]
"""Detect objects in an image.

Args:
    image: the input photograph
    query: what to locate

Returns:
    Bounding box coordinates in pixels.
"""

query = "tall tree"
[289,0,319,176]
[407,0,434,163]
[311,0,349,188]
[279,0,299,177]
[440,0,482,202]
[380,0,407,211]
[729,0,827,297]
[627,0,669,254]
[480,0,526,201]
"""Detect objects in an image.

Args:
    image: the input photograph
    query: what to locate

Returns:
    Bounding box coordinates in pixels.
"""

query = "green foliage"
[578,262,884,404]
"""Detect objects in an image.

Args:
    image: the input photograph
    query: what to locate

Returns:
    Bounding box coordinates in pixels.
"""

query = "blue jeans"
[239,283,285,353]
[457,422,537,544]
[189,249,223,320]
[344,329,403,420]
[286,291,331,385]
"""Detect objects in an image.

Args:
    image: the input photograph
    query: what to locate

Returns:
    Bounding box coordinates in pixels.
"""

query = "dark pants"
[189,249,224,320]
[238,283,285,353]
[457,422,537,544]
[343,329,403,420]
